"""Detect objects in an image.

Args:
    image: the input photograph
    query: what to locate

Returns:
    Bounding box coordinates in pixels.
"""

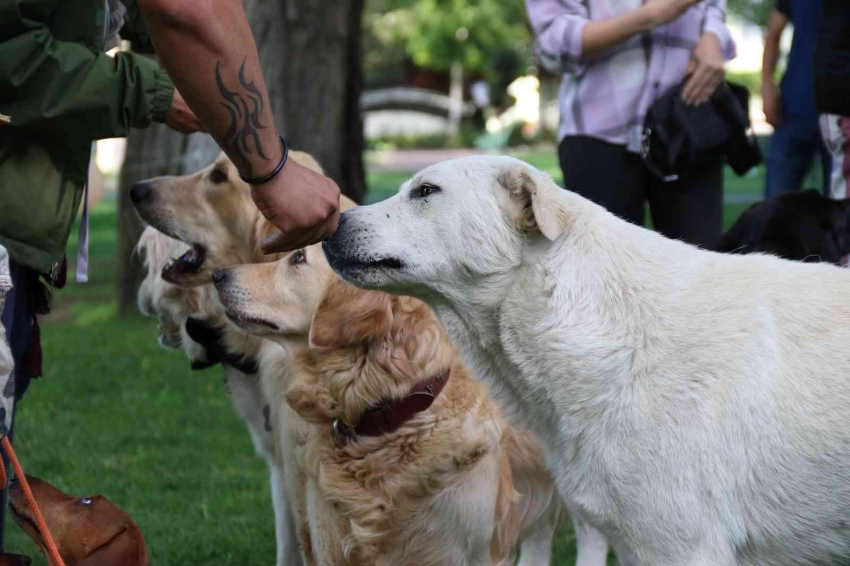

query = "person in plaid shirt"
[526,0,736,249]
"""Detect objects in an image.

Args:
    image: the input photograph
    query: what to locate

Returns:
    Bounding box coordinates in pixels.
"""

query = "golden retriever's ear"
[498,164,572,241]
[381,296,452,376]
[309,280,391,349]
[285,351,339,424]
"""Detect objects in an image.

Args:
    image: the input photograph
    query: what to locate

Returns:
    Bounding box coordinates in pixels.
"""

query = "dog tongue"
[164,244,205,275]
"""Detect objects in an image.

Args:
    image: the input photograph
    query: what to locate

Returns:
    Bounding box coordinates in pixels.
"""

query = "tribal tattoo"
[215,59,270,175]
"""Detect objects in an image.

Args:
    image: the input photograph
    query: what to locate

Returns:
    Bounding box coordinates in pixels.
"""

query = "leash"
[0,437,66,566]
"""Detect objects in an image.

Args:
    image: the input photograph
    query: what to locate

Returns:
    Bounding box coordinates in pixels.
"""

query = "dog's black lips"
[323,245,403,271]
[163,244,206,278]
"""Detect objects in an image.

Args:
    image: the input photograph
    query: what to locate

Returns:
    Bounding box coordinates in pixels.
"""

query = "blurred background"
[8,1,812,564]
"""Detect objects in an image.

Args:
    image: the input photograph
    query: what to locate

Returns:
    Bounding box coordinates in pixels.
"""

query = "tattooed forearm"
[215,59,270,175]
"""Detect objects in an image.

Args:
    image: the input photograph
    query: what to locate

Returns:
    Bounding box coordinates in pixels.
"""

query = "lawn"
[5,150,771,565]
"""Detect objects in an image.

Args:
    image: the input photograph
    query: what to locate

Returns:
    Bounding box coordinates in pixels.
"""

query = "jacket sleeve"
[525,0,589,76]
[119,0,156,54]
[0,1,174,140]
[703,0,737,61]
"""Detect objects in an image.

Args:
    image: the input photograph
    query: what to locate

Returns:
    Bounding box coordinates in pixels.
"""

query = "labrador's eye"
[209,168,228,184]
[290,250,306,265]
[78,497,93,506]
[411,184,441,199]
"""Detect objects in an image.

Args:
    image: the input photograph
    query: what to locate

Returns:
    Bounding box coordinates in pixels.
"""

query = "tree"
[115,0,366,316]
[728,0,772,26]
[364,0,531,106]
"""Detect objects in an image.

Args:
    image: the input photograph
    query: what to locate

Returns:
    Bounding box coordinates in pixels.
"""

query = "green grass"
[5,148,777,564]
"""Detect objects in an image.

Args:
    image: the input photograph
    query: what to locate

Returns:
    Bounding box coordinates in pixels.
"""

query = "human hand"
[251,159,341,254]
[643,0,701,27]
[761,82,782,127]
[166,90,206,134]
[681,33,725,106]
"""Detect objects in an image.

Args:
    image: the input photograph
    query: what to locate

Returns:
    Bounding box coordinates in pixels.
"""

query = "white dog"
[323,155,850,566]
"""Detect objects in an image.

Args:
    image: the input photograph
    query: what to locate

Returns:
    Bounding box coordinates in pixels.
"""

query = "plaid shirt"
[527,0,736,152]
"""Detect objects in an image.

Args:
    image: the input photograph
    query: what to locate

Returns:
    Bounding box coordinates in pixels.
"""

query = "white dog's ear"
[498,164,572,241]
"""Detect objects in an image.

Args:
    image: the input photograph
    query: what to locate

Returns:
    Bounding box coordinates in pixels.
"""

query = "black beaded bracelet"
[238,135,289,185]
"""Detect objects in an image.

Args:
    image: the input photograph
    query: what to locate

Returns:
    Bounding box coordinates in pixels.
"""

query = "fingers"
[260,209,340,255]
[681,66,722,105]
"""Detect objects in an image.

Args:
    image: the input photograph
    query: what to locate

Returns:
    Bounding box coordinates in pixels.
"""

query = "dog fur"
[215,246,568,566]
[323,155,850,566]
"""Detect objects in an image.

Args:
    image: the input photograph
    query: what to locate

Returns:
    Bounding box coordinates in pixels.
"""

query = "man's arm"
[762,9,789,126]
[138,0,340,253]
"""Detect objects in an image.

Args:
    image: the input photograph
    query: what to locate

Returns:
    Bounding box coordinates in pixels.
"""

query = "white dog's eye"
[411,183,441,199]
[290,250,306,265]
[209,168,228,185]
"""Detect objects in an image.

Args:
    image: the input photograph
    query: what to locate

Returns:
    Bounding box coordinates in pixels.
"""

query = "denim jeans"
[765,115,833,198]
[0,261,34,552]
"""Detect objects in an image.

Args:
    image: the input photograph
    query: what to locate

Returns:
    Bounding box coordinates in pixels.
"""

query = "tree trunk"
[279,0,366,202]
[115,0,365,316]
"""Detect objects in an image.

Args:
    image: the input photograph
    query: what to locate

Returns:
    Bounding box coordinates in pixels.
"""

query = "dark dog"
[716,189,850,264]
[0,554,30,566]
[9,476,147,566]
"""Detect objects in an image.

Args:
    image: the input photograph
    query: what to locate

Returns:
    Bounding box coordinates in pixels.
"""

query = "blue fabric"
[0,260,33,553]
[778,0,822,119]
[765,116,832,198]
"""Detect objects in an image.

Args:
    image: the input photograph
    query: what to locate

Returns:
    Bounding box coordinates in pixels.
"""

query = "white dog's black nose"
[130,182,152,203]
[212,269,228,286]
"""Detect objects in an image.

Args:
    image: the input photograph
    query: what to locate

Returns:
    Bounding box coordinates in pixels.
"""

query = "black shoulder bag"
[641,81,762,182]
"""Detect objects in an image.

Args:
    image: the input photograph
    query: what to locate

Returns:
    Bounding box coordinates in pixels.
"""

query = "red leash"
[0,437,65,566]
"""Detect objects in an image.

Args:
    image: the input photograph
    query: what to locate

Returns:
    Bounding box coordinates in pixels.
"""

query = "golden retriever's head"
[285,279,454,427]
[210,197,357,342]
[212,243,335,342]
[135,227,223,366]
[130,151,326,287]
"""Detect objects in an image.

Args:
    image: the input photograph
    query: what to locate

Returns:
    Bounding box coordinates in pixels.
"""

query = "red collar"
[333,369,451,448]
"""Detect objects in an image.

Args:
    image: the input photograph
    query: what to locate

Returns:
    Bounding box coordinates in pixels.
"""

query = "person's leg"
[559,136,647,226]
[820,114,850,265]
[647,157,724,249]
[765,118,818,198]
[819,128,834,199]
[0,262,32,553]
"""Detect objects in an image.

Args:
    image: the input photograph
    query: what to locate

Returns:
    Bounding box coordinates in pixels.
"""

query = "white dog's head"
[323,156,573,297]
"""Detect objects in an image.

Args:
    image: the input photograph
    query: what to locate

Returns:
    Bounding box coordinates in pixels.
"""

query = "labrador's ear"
[498,164,572,241]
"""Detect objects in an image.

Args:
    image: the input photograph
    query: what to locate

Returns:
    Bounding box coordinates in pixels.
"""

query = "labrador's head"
[322,156,573,299]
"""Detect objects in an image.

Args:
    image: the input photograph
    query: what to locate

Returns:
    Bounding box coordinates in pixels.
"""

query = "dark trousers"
[559,136,725,249]
[765,115,832,198]
[0,261,34,552]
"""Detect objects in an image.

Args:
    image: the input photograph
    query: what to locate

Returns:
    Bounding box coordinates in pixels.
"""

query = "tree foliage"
[727,0,773,26]
[364,0,531,88]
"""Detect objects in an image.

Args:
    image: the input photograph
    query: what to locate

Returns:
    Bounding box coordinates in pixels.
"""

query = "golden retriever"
[214,246,563,566]
[130,150,326,288]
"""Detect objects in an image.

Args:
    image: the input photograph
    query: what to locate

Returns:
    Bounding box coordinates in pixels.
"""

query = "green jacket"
[0,0,174,275]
